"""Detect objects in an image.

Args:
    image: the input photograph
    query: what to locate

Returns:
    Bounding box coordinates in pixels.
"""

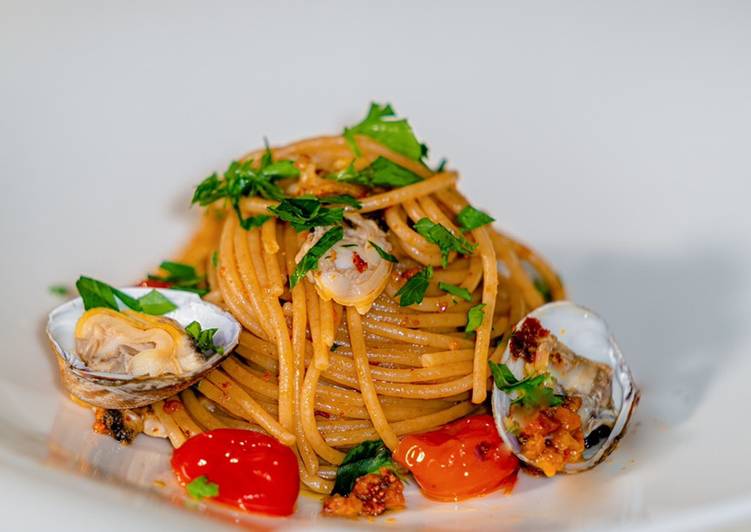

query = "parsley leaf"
[413,218,477,267]
[457,205,495,232]
[191,150,300,231]
[290,226,344,288]
[438,282,472,302]
[328,157,422,189]
[75,276,176,316]
[369,241,398,263]
[488,361,564,408]
[185,475,219,501]
[465,303,486,334]
[318,194,362,209]
[148,261,208,296]
[395,266,433,306]
[331,440,398,496]
[343,102,427,161]
[434,158,448,173]
[268,197,344,232]
[185,320,224,358]
[211,251,219,268]
[49,284,72,297]
[533,277,553,303]
[138,290,178,315]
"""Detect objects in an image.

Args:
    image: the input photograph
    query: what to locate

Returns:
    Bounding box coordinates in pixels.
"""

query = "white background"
[1,1,750,530]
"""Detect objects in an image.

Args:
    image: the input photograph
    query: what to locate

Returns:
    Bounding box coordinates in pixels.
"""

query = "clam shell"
[47,288,240,409]
[491,301,639,473]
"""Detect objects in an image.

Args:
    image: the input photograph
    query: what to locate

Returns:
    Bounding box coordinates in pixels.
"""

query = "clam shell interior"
[491,301,639,473]
[47,287,241,408]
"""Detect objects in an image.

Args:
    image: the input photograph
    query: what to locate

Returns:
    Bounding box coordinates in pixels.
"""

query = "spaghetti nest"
[149,123,565,494]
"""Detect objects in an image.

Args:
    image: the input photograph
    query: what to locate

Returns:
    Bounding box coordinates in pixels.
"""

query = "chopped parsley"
[267,197,344,232]
[369,240,398,263]
[191,149,300,230]
[318,194,362,209]
[465,303,486,334]
[75,276,176,316]
[395,266,433,307]
[328,157,422,189]
[211,251,219,268]
[290,226,344,288]
[185,475,219,501]
[343,102,427,161]
[331,440,398,496]
[488,361,564,408]
[413,218,477,267]
[533,277,553,303]
[49,284,72,297]
[185,321,224,358]
[457,205,495,232]
[148,261,208,296]
[434,158,448,173]
[438,282,472,302]
[137,289,178,315]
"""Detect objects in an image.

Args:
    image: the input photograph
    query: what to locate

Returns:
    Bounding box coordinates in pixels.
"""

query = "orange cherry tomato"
[393,414,519,502]
[171,429,300,516]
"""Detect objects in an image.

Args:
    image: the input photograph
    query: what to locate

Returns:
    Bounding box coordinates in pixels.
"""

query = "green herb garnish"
[211,251,219,268]
[267,197,344,232]
[137,289,178,315]
[290,226,344,288]
[185,321,224,358]
[533,277,553,303]
[369,241,398,263]
[465,303,486,334]
[395,266,433,307]
[438,282,472,302]
[457,205,495,232]
[343,102,427,161]
[75,277,176,316]
[49,284,72,297]
[318,194,362,209]
[413,218,477,267]
[434,158,447,173]
[185,475,219,501]
[328,157,422,189]
[488,361,564,408]
[331,440,398,496]
[148,261,208,296]
[192,151,300,230]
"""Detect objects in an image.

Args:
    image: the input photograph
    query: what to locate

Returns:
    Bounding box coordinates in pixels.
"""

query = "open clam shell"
[491,301,639,473]
[47,288,240,409]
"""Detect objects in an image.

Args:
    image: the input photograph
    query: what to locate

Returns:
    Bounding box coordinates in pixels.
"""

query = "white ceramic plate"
[2,2,751,530]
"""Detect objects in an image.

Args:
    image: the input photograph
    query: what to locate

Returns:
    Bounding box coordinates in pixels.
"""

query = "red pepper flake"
[401,267,420,281]
[352,252,368,273]
[510,317,551,363]
[221,381,230,390]
[262,372,272,382]
[315,410,331,419]
[163,400,182,414]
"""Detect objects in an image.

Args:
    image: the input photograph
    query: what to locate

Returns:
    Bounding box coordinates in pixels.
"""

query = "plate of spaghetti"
[42,103,639,525]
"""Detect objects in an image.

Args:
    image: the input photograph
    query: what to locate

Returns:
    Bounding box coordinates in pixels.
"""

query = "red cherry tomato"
[171,429,300,516]
[393,414,519,502]
[139,279,173,288]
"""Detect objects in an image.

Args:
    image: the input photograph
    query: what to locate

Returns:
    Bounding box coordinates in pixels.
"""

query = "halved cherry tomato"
[171,429,300,516]
[139,279,173,288]
[393,414,518,502]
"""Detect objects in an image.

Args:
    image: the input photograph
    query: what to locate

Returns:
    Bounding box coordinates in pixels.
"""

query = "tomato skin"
[171,429,300,516]
[393,414,519,502]
[139,279,173,288]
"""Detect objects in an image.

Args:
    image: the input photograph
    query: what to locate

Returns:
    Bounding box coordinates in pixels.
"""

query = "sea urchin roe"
[510,317,550,363]
[322,468,405,517]
[515,396,585,477]
[394,415,519,502]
